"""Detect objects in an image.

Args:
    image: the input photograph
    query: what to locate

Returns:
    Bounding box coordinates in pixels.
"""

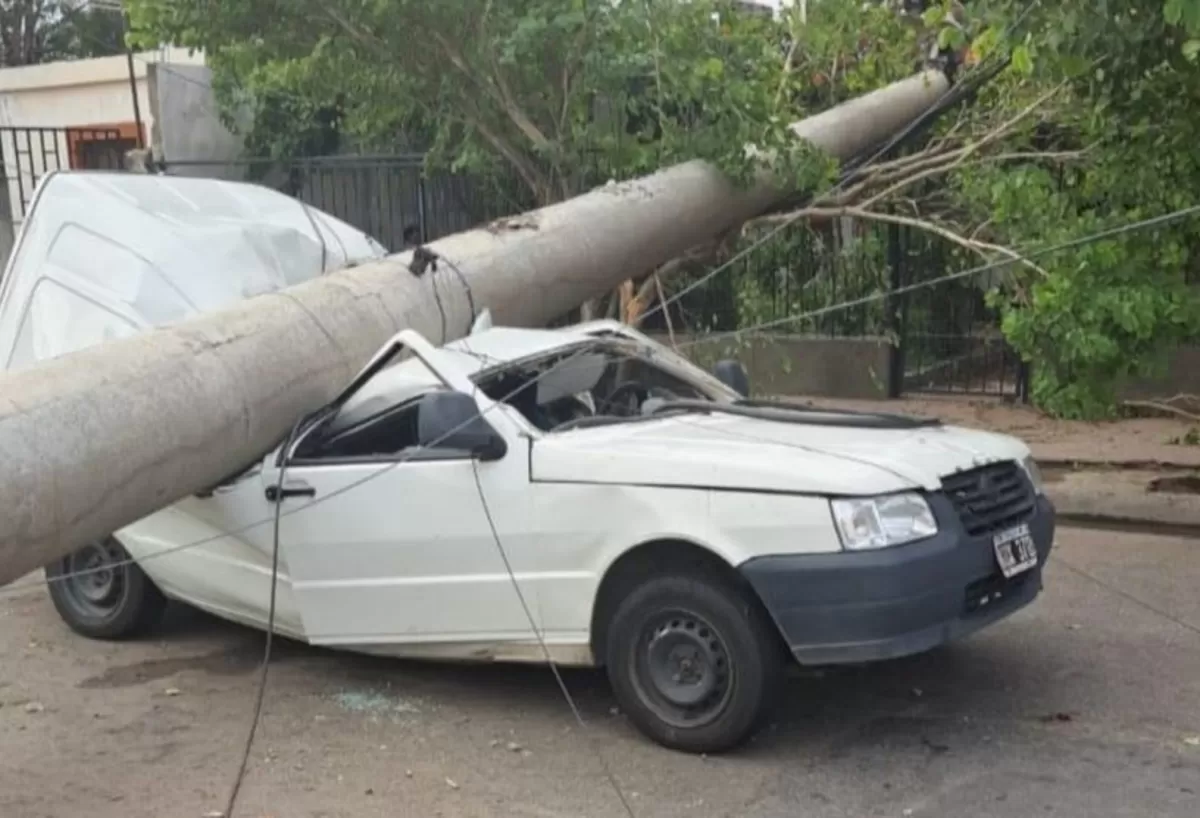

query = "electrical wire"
[221,419,301,818]
[430,270,449,344]
[457,313,636,817]
[298,201,330,273]
[431,253,479,335]
[10,199,1195,816]
[679,202,1200,348]
[470,462,638,818]
[7,198,1198,604]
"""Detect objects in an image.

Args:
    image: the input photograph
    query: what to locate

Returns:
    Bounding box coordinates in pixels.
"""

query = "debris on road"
[1040,712,1074,723]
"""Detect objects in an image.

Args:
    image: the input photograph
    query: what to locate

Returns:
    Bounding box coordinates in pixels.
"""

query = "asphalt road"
[1,526,1198,818]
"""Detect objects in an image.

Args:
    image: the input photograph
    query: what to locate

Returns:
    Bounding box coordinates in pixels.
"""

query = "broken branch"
[753,206,1048,278]
[1122,399,1200,423]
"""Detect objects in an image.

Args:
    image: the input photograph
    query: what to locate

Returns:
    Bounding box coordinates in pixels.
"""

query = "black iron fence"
[658,218,1029,399]
[159,154,530,251]
[0,126,130,222]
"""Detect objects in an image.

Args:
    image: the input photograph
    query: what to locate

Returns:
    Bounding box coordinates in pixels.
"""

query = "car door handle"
[265,483,317,502]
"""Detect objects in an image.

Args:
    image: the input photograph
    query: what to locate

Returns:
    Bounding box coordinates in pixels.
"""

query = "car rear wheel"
[45,536,166,640]
[605,573,784,754]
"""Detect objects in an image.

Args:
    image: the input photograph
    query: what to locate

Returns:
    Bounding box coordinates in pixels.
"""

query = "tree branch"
[1122,399,1200,422]
[464,111,553,203]
[431,30,554,155]
[833,82,1070,207]
[754,206,1048,278]
[858,149,1085,209]
[655,273,678,349]
[774,37,800,112]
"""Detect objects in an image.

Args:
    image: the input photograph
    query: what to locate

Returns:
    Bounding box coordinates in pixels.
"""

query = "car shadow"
[132,601,1044,756]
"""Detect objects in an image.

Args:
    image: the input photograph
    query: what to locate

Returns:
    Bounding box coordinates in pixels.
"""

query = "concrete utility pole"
[0,70,950,587]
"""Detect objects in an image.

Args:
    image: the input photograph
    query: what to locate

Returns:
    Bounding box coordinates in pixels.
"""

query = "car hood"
[530,410,1030,496]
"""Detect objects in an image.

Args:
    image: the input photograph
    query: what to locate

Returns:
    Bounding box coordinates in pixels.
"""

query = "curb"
[1045,484,1200,532]
[1038,458,1200,471]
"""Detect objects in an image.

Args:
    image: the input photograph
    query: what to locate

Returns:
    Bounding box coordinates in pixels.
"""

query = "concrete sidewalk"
[798,395,1200,529]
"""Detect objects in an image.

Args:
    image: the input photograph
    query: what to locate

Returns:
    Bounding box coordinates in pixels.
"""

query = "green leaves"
[1165,0,1200,33]
[1011,44,1034,76]
[125,0,927,207]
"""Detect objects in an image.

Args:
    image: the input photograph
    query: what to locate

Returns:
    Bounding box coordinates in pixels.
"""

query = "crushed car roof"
[0,171,387,370]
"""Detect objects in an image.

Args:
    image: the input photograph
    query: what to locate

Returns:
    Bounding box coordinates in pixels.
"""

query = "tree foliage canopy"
[0,1,126,67]
[126,0,1200,418]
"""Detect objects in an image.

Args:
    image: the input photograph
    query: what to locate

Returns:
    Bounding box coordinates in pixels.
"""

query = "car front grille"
[941,461,1035,537]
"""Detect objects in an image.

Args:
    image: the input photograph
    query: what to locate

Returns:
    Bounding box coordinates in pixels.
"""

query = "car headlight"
[830,493,938,552]
[1021,455,1045,495]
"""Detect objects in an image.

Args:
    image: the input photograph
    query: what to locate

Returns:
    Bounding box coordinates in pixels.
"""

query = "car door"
[261,332,537,651]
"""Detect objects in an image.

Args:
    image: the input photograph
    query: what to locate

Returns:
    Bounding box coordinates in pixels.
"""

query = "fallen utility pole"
[0,69,951,587]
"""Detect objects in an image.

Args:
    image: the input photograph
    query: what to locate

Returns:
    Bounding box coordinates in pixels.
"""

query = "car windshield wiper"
[655,399,941,429]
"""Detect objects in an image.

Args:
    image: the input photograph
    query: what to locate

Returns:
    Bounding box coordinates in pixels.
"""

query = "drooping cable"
[222,418,302,818]
[11,201,1200,603]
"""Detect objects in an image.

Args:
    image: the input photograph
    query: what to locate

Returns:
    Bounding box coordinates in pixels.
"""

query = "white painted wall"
[0,47,205,231]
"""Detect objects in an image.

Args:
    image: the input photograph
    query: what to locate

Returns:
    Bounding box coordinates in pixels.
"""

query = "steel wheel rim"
[61,540,127,617]
[630,608,735,730]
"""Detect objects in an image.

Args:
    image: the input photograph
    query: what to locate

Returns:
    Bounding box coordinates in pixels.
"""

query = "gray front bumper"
[740,493,1056,666]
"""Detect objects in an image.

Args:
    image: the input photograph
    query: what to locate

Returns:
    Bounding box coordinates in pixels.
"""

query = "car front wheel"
[45,536,166,640]
[605,573,784,754]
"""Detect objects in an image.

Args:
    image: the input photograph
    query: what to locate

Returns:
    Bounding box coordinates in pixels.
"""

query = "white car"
[2,173,1056,754]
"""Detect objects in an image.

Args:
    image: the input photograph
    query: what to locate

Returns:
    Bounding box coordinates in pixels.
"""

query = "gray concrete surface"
[148,63,246,176]
[1044,468,1200,529]
[654,333,893,399]
[1,526,1198,818]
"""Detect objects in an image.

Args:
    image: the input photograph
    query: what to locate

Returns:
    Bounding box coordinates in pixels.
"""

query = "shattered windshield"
[476,339,734,432]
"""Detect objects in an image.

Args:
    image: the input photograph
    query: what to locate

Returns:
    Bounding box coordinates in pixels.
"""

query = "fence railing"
[0,126,130,223]
[653,217,1030,398]
[159,155,530,251]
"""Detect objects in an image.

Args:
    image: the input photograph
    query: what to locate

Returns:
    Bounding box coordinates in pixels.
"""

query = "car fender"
[547,483,842,643]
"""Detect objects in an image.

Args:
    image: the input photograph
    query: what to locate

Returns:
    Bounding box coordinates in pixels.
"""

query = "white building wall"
[0,47,205,228]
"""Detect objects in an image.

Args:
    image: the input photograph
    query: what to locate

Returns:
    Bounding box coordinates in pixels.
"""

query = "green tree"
[0,1,126,67]
[126,0,863,206]
[911,0,1200,417]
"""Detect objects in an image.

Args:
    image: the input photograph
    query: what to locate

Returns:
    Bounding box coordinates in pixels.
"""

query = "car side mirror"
[417,392,507,461]
[713,359,750,397]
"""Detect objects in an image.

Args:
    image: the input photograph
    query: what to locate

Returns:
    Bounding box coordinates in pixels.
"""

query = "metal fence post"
[416,174,429,242]
[885,221,906,398]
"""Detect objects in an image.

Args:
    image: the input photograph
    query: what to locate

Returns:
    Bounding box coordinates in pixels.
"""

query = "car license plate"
[993,522,1038,579]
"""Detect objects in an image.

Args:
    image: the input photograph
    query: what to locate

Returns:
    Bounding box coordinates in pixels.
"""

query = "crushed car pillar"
[0,69,951,587]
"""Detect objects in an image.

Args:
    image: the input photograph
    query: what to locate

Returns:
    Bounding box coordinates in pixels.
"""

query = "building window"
[67,122,144,170]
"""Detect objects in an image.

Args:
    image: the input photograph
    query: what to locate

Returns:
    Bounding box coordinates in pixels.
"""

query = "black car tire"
[45,536,167,640]
[605,572,784,754]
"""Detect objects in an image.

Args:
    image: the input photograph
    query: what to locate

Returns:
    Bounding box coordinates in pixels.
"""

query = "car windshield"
[475,338,735,432]
[320,330,740,442]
